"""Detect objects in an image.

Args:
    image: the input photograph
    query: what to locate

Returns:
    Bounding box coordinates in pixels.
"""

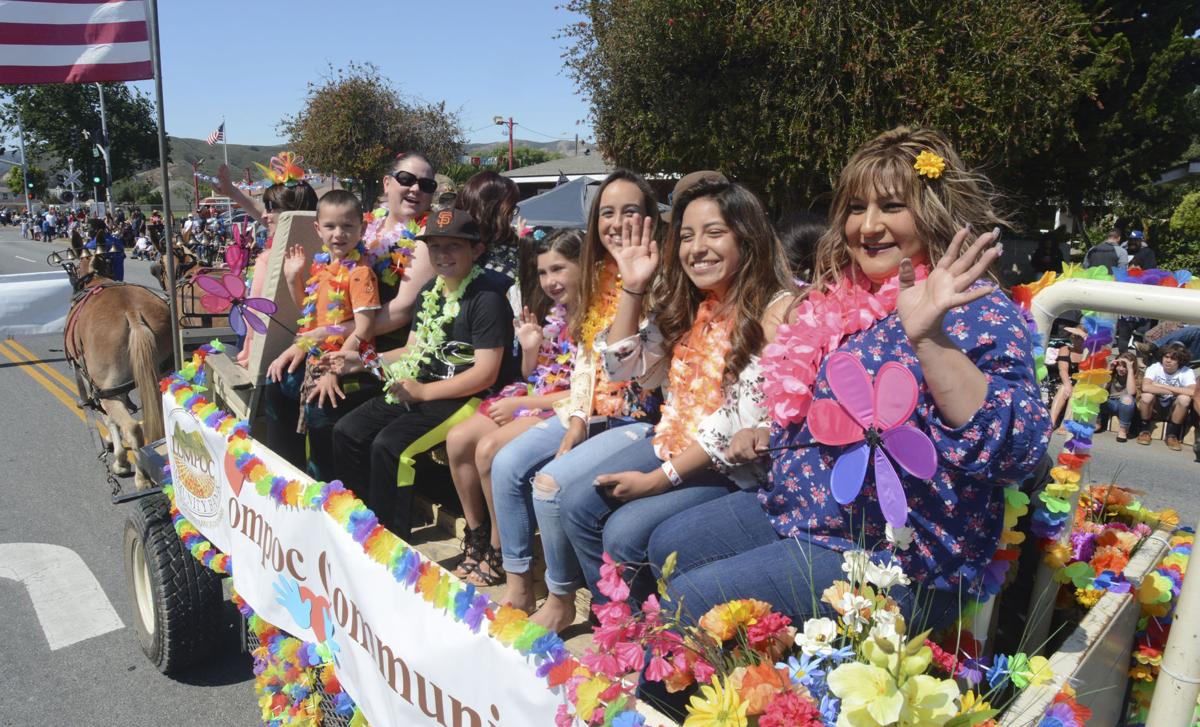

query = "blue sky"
[130,1,594,148]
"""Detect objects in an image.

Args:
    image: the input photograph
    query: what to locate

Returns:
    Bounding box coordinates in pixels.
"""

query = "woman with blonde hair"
[647,127,1051,629]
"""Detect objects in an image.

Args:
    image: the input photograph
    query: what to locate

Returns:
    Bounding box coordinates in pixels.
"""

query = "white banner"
[0,272,72,335]
[164,395,561,727]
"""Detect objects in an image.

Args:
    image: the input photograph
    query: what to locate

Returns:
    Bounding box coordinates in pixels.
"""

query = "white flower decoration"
[796,617,838,656]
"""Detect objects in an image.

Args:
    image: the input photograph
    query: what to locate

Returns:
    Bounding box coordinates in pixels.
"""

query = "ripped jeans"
[490,417,642,596]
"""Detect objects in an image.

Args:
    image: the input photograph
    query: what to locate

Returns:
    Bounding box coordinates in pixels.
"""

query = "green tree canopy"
[1,83,162,183]
[278,62,465,206]
[6,164,46,200]
[562,0,1195,218]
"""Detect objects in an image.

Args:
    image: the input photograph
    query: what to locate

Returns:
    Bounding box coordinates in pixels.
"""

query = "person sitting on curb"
[1136,342,1196,450]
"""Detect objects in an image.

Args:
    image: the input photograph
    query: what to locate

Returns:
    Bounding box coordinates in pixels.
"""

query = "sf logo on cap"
[437,210,453,227]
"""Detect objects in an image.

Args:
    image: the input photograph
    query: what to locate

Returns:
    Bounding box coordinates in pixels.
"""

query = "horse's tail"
[127,311,164,443]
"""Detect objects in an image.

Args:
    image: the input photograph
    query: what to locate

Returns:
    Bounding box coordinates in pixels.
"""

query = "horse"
[62,250,172,490]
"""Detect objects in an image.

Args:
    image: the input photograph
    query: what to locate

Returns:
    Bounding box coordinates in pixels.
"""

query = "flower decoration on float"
[254,151,307,187]
[913,150,946,179]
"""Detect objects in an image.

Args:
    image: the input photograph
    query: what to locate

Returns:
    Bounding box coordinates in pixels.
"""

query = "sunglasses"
[263,199,278,212]
[392,171,438,194]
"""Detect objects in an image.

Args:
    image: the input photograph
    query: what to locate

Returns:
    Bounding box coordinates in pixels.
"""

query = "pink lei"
[761,265,927,426]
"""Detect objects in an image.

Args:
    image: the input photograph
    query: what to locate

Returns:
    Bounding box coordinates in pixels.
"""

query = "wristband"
[660,460,683,488]
[623,287,646,297]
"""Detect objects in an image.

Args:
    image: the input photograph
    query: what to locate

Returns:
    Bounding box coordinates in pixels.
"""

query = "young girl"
[1098,351,1138,441]
[445,229,583,586]
[647,127,1050,631]
[490,170,660,627]
[552,180,796,622]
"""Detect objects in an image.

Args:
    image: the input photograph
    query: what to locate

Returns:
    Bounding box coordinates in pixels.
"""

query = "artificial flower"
[898,674,960,727]
[886,523,914,551]
[827,662,904,726]
[913,150,946,179]
[729,662,790,715]
[836,592,875,633]
[699,599,772,642]
[779,653,826,688]
[759,691,823,727]
[796,617,839,657]
[683,676,749,727]
[746,611,793,657]
[866,560,911,590]
[841,550,872,585]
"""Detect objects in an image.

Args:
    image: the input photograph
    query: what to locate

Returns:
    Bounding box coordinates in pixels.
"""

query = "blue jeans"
[647,489,963,630]
[490,416,586,596]
[1100,394,1135,433]
[553,425,737,604]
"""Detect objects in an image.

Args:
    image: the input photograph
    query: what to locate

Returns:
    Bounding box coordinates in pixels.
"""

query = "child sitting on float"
[647,126,1051,632]
[445,228,584,587]
[328,208,519,541]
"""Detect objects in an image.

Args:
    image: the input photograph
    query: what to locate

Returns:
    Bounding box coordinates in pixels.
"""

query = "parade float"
[104,231,1200,726]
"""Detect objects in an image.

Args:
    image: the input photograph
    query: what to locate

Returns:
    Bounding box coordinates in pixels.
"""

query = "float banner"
[164,394,560,727]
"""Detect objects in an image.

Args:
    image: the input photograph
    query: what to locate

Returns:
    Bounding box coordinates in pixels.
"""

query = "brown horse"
[65,252,172,489]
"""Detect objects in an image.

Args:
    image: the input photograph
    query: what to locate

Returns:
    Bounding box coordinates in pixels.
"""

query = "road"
[2,226,1198,725]
[0,228,257,726]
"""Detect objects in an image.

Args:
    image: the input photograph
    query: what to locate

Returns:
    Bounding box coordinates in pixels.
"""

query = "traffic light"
[92,173,102,185]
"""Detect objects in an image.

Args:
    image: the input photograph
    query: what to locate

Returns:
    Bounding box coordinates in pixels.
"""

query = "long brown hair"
[570,169,661,341]
[809,126,1008,297]
[656,180,794,383]
[455,171,519,249]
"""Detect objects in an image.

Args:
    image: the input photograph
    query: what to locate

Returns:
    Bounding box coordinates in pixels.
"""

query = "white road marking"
[0,542,124,650]
[14,255,36,263]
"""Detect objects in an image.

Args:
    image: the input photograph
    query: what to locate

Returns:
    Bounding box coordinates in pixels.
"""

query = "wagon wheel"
[123,493,223,674]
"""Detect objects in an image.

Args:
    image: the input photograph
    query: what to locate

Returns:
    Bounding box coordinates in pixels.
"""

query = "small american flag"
[206,122,224,146]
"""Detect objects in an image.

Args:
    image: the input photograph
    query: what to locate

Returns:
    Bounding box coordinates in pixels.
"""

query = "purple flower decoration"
[198,271,278,336]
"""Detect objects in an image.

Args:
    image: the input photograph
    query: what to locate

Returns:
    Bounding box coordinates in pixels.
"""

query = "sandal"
[464,544,505,587]
[452,523,490,579]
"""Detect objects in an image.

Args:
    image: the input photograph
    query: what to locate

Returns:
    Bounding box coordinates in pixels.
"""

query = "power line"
[512,122,577,143]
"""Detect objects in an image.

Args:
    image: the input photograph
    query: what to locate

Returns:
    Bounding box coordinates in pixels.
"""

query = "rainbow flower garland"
[162,466,233,576]
[362,208,419,288]
[162,344,652,727]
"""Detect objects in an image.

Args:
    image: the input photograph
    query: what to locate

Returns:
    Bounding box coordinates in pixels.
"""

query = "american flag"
[206,122,224,146]
[0,1,152,84]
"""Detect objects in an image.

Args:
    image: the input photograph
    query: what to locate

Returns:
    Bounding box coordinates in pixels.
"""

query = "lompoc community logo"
[169,411,221,521]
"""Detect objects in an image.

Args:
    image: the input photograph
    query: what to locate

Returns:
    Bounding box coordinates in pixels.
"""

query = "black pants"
[263,369,381,482]
[332,396,470,540]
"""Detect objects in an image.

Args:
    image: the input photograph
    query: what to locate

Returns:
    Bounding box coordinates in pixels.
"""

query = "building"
[501,154,615,199]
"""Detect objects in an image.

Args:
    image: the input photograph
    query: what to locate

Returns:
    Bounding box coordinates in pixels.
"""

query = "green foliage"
[1163,191,1200,270]
[278,62,465,206]
[5,164,47,199]
[0,83,162,182]
[473,145,564,171]
[113,177,159,205]
[563,0,1099,212]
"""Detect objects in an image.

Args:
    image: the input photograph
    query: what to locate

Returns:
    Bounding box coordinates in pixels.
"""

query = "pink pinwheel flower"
[807,352,938,528]
[197,271,277,336]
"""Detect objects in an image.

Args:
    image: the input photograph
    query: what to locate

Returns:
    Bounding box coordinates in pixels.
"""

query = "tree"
[1,83,162,183]
[279,62,466,206]
[1164,190,1200,270]
[6,164,47,200]
[1032,1,1200,229]
[562,1,1104,214]
[113,177,152,204]
[475,145,565,171]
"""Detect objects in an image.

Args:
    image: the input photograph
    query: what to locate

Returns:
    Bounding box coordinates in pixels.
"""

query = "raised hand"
[896,226,1002,345]
[216,163,233,196]
[515,306,544,353]
[613,214,658,292]
[282,244,307,284]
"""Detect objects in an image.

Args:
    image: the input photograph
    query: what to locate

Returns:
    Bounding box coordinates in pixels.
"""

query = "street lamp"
[493,115,514,171]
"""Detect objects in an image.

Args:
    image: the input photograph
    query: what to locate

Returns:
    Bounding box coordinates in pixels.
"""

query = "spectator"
[1083,229,1126,272]
[1137,342,1196,450]
[1098,351,1138,442]
[774,210,826,281]
[1126,230,1156,269]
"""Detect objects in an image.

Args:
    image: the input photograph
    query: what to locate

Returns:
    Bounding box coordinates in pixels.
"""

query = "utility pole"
[16,115,31,215]
[575,134,579,157]
[190,159,204,209]
[95,83,114,209]
[493,115,515,170]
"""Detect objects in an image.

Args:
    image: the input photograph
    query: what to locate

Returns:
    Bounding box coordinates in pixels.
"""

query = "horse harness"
[64,280,170,412]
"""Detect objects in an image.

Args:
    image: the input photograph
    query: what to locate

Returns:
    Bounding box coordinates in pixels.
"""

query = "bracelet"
[623,287,646,297]
[660,460,683,488]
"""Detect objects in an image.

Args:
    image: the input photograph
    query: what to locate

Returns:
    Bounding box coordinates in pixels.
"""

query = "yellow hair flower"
[914,150,946,179]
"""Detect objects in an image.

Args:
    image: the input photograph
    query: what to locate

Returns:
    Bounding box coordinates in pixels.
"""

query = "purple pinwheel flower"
[197,271,278,336]
[807,352,938,528]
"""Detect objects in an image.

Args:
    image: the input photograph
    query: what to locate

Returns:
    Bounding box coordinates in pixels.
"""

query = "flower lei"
[527,305,574,395]
[761,265,926,427]
[652,296,734,460]
[383,266,483,402]
[362,208,420,288]
[583,260,652,418]
[294,243,365,356]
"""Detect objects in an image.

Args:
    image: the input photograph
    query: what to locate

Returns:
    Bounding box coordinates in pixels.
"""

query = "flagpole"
[221,116,231,222]
[144,0,182,370]
[96,83,115,215]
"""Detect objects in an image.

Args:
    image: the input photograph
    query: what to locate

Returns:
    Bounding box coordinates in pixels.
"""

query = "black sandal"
[452,523,490,578]
[464,544,505,587]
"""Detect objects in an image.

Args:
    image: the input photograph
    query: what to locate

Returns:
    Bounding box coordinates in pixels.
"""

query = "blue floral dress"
[766,291,1051,593]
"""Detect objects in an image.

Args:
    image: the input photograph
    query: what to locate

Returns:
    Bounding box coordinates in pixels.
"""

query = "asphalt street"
[0,229,257,726]
[1,226,1198,725]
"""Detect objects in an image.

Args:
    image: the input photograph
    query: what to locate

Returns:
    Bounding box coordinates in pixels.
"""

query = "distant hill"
[168,136,288,178]
[466,138,594,157]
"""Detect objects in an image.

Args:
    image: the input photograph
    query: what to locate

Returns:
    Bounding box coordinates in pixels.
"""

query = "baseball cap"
[1129,230,1144,240]
[665,170,728,221]
[417,208,480,242]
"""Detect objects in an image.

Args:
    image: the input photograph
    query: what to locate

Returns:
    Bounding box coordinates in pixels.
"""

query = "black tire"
[123,493,223,674]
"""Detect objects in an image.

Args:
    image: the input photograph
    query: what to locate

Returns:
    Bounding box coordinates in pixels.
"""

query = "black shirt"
[413,271,518,395]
